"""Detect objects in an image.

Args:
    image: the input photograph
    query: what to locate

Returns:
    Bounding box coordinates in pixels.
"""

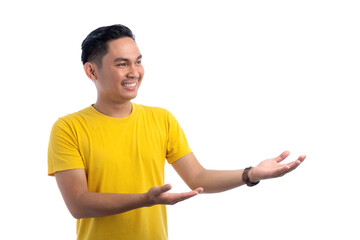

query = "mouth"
[122,82,137,87]
[121,81,138,90]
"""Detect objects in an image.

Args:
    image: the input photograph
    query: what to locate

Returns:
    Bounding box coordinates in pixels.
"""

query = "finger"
[287,154,306,168]
[276,155,306,177]
[169,190,200,205]
[161,184,172,192]
[154,184,172,196]
[173,189,202,200]
[194,187,204,194]
[275,150,290,163]
[298,155,306,162]
[287,155,306,170]
[185,187,203,194]
[272,164,291,177]
[181,189,201,198]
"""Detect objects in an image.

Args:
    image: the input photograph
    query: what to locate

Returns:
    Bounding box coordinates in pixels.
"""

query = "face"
[91,37,144,104]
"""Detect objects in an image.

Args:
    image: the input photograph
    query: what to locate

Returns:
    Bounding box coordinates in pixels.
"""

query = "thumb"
[155,184,172,195]
[275,150,290,163]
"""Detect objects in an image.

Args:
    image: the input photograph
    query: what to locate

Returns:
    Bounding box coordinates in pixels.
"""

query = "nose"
[126,64,139,79]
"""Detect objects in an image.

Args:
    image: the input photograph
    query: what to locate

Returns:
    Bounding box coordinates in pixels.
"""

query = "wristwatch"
[242,167,260,187]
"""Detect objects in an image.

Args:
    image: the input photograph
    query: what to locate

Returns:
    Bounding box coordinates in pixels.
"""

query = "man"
[48,24,306,240]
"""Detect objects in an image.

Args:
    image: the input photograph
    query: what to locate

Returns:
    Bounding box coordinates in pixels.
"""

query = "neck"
[93,100,133,118]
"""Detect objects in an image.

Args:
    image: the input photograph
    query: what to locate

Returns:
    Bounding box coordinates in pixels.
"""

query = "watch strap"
[242,167,260,187]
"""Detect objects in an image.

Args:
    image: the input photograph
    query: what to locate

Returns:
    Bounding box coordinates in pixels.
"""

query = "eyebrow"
[113,55,142,63]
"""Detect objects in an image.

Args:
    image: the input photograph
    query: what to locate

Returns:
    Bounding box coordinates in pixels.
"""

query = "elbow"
[188,181,203,192]
[187,170,206,192]
[65,198,88,219]
[68,202,93,219]
[186,178,200,191]
[65,193,90,219]
[189,185,200,191]
[69,207,86,219]
[72,214,81,220]
[189,184,211,194]
[72,212,85,220]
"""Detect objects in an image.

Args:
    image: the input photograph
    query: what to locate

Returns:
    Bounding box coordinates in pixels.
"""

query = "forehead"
[105,37,141,59]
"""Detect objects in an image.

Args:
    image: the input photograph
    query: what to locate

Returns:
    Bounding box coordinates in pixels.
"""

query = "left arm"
[171,151,306,193]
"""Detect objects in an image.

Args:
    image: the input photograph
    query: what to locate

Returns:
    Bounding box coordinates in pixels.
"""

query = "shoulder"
[133,103,179,128]
[52,106,94,131]
[134,103,171,117]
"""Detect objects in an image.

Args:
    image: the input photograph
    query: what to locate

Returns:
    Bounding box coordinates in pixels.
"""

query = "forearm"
[70,192,149,219]
[57,169,202,219]
[193,169,246,193]
[173,151,306,194]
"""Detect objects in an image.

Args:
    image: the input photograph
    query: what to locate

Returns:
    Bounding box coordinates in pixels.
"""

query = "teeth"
[123,83,136,87]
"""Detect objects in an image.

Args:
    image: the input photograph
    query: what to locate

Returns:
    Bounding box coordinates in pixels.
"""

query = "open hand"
[249,151,306,182]
[146,184,203,206]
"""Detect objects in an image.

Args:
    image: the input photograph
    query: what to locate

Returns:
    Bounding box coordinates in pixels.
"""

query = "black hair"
[81,24,135,66]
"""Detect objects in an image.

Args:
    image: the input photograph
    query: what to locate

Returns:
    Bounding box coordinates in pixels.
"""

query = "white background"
[1,0,359,239]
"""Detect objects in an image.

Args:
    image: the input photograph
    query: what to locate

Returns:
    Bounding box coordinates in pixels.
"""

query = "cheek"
[99,76,121,92]
[107,71,124,85]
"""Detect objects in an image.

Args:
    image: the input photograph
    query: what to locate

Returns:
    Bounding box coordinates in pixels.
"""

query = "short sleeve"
[47,118,85,176]
[165,111,192,164]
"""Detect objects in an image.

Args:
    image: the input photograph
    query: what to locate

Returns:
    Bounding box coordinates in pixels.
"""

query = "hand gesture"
[146,184,203,206]
[249,151,306,182]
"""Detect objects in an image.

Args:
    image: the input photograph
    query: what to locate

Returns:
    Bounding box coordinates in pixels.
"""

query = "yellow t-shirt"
[48,103,192,240]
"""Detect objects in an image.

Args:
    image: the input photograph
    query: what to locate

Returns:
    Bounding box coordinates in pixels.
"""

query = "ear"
[83,62,98,81]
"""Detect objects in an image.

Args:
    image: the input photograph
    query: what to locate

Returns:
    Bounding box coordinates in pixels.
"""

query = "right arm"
[55,169,202,219]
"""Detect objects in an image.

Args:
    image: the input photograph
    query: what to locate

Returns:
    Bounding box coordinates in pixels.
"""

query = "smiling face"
[87,37,144,105]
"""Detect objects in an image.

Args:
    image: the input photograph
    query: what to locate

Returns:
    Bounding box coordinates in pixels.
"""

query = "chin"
[122,93,138,101]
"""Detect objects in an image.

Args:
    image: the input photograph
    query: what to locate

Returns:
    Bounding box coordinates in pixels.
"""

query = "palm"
[147,184,203,206]
[251,151,306,182]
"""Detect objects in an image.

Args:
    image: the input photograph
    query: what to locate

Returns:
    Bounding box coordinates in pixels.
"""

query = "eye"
[116,62,127,67]
[136,59,142,65]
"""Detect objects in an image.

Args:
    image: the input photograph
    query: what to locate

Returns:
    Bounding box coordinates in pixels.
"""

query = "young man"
[48,24,306,240]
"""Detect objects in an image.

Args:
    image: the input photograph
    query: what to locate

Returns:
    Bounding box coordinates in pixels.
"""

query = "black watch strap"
[242,167,260,187]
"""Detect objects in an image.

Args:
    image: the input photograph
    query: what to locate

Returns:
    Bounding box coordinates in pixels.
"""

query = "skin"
[84,37,144,118]
[55,37,306,219]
